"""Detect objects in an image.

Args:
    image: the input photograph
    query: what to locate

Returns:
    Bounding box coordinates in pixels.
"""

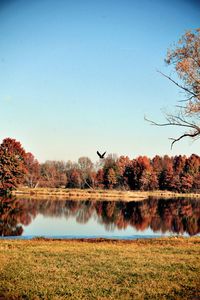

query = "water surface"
[0,196,199,239]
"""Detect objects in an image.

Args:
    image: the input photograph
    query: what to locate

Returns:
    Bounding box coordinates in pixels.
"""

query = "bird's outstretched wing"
[102,151,106,158]
[97,151,101,158]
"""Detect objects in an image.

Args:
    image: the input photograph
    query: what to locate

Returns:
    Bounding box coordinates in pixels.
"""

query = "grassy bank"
[12,187,200,201]
[0,237,199,299]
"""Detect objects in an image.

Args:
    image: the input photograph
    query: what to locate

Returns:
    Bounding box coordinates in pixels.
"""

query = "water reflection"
[0,196,199,237]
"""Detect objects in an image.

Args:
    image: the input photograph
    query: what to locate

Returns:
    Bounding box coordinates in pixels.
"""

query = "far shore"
[12,187,200,201]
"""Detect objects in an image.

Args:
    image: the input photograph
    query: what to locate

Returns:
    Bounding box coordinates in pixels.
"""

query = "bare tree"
[146,28,200,147]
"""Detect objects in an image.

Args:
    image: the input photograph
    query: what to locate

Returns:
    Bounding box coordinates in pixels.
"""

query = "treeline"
[26,153,200,193]
[0,138,199,193]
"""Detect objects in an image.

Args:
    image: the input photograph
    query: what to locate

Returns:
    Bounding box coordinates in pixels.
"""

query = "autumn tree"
[183,154,200,192]
[136,156,158,190]
[193,173,200,192]
[124,160,137,190]
[115,156,131,189]
[106,168,117,189]
[0,138,27,193]
[147,28,200,146]
[159,163,174,191]
[180,173,193,192]
[66,168,82,188]
[78,157,94,188]
[124,156,158,191]
[173,155,187,176]
[159,156,176,191]
[184,154,200,176]
[103,154,118,189]
[40,160,67,187]
[96,169,104,189]
[152,155,164,174]
[24,152,40,188]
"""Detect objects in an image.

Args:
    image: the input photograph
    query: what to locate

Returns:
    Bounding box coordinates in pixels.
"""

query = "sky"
[0,0,200,163]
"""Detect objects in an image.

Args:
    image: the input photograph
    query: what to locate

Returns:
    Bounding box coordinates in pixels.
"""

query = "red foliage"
[0,138,27,192]
[1,137,198,194]
[96,169,104,189]
[24,152,40,188]
[40,161,67,188]
[106,168,117,189]
[66,169,82,188]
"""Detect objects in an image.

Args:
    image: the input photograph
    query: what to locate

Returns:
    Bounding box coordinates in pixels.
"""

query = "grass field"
[0,237,199,299]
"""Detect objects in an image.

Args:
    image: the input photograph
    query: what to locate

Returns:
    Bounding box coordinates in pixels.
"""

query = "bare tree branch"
[146,29,200,148]
[157,70,197,98]
[145,115,199,130]
[145,113,200,148]
[170,131,200,149]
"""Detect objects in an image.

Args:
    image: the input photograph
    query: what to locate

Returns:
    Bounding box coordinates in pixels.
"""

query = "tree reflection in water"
[0,196,199,237]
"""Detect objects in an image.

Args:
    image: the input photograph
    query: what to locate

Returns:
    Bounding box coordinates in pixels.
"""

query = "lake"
[0,196,199,239]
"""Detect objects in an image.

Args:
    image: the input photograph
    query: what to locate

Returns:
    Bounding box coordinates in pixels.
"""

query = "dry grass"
[0,237,200,299]
[12,187,200,201]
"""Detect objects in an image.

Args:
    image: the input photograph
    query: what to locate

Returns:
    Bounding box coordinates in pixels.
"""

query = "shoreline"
[1,236,199,242]
[12,187,200,201]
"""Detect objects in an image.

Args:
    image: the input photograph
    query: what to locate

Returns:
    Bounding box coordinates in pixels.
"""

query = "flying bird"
[97,151,106,159]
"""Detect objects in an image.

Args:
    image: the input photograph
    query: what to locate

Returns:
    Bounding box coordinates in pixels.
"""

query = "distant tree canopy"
[37,153,200,193]
[147,28,200,147]
[0,137,199,193]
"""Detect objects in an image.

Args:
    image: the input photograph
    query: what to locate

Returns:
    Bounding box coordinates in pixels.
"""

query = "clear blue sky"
[0,0,199,162]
